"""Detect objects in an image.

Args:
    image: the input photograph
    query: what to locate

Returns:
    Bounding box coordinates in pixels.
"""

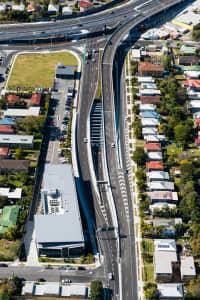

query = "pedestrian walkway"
[125,50,144,300]
[24,221,41,267]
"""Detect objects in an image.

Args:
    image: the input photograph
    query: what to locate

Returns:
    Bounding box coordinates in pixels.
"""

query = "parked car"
[58,266,66,270]
[38,278,46,282]
[61,279,71,283]
[0,263,8,267]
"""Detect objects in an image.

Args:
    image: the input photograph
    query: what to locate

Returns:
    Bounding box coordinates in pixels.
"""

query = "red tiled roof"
[138,62,164,72]
[79,1,92,7]
[144,143,162,151]
[0,147,9,156]
[7,95,19,102]
[140,96,160,103]
[183,80,200,88]
[0,125,14,133]
[195,137,200,144]
[147,191,175,200]
[27,3,35,10]
[195,119,200,126]
[31,94,41,105]
[146,161,164,169]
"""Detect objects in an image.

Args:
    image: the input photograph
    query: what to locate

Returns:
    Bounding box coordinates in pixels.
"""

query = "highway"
[0,0,191,299]
[101,0,189,299]
[0,0,150,42]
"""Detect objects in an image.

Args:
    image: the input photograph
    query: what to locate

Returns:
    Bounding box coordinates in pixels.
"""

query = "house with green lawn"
[0,205,20,234]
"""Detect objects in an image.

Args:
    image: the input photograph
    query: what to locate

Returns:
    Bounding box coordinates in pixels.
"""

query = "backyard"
[0,239,21,261]
[8,51,78,90]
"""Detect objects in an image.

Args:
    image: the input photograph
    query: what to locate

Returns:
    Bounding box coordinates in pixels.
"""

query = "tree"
[15,148,24,160]
[90,280,104,300]
[174,124,192,149]
[144,283,160,300]
[132,147,146,166]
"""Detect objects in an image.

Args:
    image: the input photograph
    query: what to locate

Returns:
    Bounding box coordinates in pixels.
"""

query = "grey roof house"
[154,239,177,281]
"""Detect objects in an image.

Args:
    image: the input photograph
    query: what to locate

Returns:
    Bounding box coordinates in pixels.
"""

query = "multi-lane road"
[0,0,191,299]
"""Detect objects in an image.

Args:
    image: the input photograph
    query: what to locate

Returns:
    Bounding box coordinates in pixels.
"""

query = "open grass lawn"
[8,51,78,90]
[0,239,21,260]
[143,265,154,282]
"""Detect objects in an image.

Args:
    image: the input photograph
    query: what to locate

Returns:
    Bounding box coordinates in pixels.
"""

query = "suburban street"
[0,0,192,299]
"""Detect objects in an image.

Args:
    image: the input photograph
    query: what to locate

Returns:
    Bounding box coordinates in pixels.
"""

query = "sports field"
[8,51,78,90]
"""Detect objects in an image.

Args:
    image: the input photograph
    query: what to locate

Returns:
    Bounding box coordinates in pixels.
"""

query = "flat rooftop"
[35,164,84,245]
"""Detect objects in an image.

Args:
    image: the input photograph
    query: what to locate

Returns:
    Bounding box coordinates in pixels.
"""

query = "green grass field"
[8,51,78,90]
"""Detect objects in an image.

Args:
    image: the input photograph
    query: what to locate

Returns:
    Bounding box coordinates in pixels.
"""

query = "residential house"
[144,143,162,152]
[12,3,25,11]
[0,147,9,159]
[146,161,164,171]
[7,96,26,108]
[157,283,184,299]
[56,64,75,80]
[0,4,6,13]
[140,111,160,118]
[180,45,196,55]
[195,137,200,147]
[149,202,176,214]
[142,127,159,135]
[152,218,182,237]
[138,76,154,84]
[147,181,174,191]
[0,187,22,200]
[187,90,200,99]
[140,103,156,111]
[62,6,73,15]
[184,70,200,79]
[141,83,158,90]
[132,49,141,62]
[183,80,200,91]
[180,256,196,281]
[0,160,30,174]
[4,107,40,118]
[182,65,200,72]
[0,205,20,234]
[0,135,33,149]
[144,134,165,143]
[147,171,169,181]
[0,118,15,126]
[140,96,160,103]
[26,3,35,13]
[178,56,199,66]
[0,125,14,134]
[141,118,160,127]
[154,239,177,281]
[48,3,59,14]
[30,94,41,107]
[79,1,93,12]
[138,62,164,77]
[140,89,161,96]
[147,151,163,161]
[189,100,200,112]
[147,191,178,203]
